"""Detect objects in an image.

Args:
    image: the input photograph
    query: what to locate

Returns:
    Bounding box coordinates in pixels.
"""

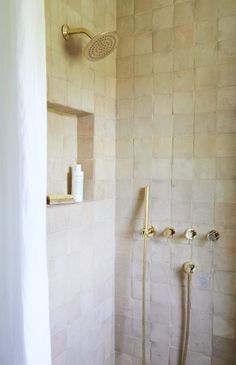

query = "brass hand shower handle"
[142,186,156,238]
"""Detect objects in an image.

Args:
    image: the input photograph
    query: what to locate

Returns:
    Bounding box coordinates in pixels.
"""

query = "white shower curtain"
[0,1,51,364]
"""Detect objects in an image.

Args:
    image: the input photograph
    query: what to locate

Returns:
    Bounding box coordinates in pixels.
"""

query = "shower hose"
[142,234,148,365]
[181,272,192,365]
[141,251,193,365]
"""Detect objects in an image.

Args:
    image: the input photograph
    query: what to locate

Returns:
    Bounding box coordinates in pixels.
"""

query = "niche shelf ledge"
[47,101,90,117]
[47,102,94,203]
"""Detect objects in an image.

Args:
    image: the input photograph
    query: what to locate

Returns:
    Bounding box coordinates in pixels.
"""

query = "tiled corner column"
[116,1,236,364]
[45,0,116,364]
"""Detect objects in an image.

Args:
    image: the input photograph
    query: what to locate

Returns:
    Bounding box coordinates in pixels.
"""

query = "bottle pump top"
[74,164,82,173]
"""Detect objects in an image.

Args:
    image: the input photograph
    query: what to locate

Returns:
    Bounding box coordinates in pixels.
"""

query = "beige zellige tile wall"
[45,0,116,364]
[116,0,236,364]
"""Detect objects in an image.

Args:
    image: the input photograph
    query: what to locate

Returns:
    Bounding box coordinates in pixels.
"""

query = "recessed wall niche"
[47,102,94,201]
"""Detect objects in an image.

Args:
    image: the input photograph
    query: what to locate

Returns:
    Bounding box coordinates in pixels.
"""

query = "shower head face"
[83,31,119,61]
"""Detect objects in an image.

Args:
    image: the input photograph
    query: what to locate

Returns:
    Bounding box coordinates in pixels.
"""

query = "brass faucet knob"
[207,230,220,242]
[163,227,175,238]
[185,228,197,240]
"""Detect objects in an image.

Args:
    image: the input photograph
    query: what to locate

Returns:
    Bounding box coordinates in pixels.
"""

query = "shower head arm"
[62,25,94,40]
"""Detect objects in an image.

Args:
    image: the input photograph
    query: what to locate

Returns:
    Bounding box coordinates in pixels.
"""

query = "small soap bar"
[47,194,75,205]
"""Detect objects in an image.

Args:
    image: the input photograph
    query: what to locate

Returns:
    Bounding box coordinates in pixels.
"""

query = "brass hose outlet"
[183,261,197,275]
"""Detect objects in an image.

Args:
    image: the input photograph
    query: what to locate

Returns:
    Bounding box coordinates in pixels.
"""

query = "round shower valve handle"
[163,227,175,238]
[207,230,220,242]
[185,228,197,240]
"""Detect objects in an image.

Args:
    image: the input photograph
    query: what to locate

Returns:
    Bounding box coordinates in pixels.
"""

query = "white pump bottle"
[72,164,84,202]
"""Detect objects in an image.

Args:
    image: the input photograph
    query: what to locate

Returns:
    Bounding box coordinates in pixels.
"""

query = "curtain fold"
[0,0,51,364]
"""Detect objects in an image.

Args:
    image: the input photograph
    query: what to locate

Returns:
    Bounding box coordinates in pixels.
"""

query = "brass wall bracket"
[142,226,156,238]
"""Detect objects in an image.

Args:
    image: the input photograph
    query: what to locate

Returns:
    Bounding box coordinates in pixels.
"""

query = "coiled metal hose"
[181,272,192,365]
[142,234,148,365]
[181,262,197,365]
[141,186,155,365]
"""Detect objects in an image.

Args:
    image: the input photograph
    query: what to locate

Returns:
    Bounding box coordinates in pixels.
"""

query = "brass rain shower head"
[61,24,119,61]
